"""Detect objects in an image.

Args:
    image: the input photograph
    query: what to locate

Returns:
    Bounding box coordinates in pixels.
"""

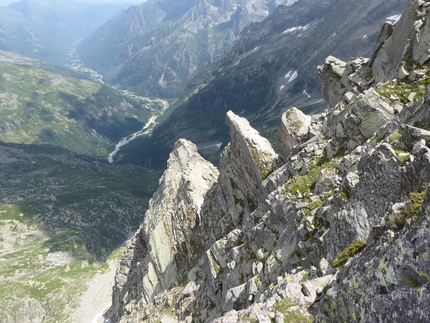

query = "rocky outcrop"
[276,107,312,161]
[371,0,430,83]
[107,139,218,322]
[107,1,430,322]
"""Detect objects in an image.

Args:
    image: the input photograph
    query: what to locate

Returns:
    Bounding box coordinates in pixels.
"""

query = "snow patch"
[285,70,298,82]
[197,200,203,226]
[283,24,310,34]
[302,90,311,98]
[387,14,401,24]
[363,34,368,39]
[280,85,285,91]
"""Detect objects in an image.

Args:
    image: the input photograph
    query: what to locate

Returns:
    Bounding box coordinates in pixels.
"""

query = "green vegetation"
[403,275,421,288]
[394,191,427,229]
[286,157,337,196]
[376,72,430,104]
[303,272,311,281]
[393,148,411,166]
[0,141,162,322]
[0,53,164,158]
[306,196,324,211]
[340,190,351,201]
[274,298,314,323]
[410,191,427,214]
[332,240,367,268]
[388,129,402,142]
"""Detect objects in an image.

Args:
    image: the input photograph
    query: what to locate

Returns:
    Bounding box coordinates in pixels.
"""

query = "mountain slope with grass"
[0,141,162,323]
[0,50,169,160]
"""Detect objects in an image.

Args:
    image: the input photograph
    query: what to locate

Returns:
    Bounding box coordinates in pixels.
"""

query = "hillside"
[104,0,430,321]
[0,50,169,160]
[115,0,410,169]
[0,141,162,323]
[77,0,299,98]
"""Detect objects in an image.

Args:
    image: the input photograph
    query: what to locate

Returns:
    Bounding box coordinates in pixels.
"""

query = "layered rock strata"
[106,0,430,322]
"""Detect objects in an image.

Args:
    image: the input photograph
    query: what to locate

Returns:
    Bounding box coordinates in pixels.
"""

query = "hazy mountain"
[114,0,411,169]
[77,0,299,98]
[0,0,133,65]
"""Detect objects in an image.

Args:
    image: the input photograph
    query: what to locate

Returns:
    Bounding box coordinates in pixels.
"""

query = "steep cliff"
[106,0,430,321]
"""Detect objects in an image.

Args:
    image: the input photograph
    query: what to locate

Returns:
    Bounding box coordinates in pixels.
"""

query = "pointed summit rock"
[225,110,278,182]
[107,139,218,322]
[276,107,312,161]
[371,0,430,83]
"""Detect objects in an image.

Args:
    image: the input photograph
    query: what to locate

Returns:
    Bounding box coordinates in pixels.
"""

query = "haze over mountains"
[0,0,135,65]
[77,0,300,98]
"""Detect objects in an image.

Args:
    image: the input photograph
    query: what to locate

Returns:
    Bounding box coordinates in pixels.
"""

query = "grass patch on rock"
[274,298,314,322]
[395,191,427,229]
[332,240,367,268]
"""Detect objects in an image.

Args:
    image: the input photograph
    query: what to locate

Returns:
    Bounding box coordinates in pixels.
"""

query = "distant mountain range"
[113,0,411,168]
[77,0,299,98]
[0,0,133,65]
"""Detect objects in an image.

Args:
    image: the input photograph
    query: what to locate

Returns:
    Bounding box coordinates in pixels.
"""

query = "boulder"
[317,56,348,110]
[276,107,311,161]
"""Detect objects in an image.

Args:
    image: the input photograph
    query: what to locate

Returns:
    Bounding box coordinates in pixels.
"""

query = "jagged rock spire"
[107,139,218,322]
[371,0,430,83]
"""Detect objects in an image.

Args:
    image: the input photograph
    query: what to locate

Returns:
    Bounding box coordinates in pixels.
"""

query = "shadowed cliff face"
[106,0,430,322]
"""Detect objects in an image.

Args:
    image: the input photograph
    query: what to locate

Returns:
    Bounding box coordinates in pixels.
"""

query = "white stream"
[108,115,158,163]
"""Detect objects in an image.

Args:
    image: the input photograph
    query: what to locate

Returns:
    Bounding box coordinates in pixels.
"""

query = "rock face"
[371,0,430,83]
[276,107,312,161]
[106,139,219,322]
[106,1,430,322]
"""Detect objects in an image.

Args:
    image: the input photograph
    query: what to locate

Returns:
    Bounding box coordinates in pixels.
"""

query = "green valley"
[0,141,162,322]
[0,50,167,160]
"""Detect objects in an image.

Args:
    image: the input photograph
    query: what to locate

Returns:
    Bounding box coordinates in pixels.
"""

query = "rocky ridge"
[106,0,430,321]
